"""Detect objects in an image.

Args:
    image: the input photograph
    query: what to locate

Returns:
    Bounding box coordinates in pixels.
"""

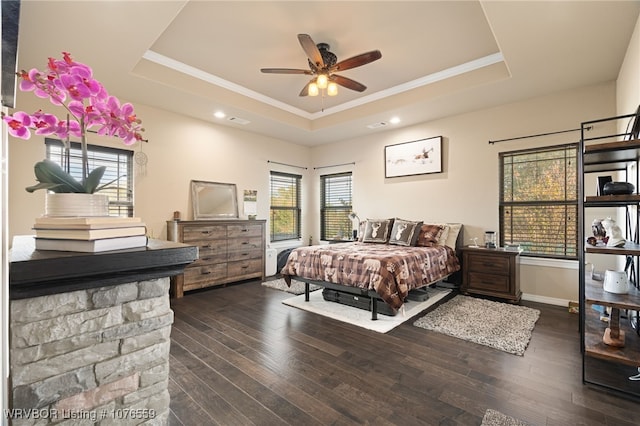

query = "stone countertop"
[9,235,198,300]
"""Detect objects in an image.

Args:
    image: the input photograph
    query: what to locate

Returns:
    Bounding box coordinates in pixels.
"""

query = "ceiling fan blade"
[332,74,367,92]
[260,68,311,74]
[298,33,324,69]
[332,50,382,72]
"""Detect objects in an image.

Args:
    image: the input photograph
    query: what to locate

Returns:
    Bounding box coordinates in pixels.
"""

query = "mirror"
[191,180,239,220]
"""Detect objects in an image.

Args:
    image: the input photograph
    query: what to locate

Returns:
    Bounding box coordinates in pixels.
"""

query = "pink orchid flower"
[3,111,32,139]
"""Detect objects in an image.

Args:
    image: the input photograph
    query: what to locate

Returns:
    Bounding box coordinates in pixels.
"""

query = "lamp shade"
[316,74,328,89]
[327,82,338,96]
[308,82,319,96]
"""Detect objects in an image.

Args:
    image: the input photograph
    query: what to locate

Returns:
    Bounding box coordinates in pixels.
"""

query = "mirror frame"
[191,180,239,220]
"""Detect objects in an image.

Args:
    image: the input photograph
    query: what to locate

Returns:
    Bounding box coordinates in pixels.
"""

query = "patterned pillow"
[416,223,445,247]
[362,218,394,243]
[389,219,423,246]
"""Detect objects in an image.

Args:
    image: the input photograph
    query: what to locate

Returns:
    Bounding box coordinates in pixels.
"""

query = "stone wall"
[9,278,173,425]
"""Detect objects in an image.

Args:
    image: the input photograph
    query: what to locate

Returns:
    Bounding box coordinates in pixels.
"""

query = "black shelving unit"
[579,112,640,398]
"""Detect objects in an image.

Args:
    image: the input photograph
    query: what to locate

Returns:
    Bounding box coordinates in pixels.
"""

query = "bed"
[281,219,462,320]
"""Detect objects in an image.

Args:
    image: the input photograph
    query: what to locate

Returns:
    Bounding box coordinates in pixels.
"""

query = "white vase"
[44,193,109,217]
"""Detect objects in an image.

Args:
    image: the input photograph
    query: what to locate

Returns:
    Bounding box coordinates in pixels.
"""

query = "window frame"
[269,171,302,242]
[45,138,134,217]
[320,172,353,241]
[499,143,579,260]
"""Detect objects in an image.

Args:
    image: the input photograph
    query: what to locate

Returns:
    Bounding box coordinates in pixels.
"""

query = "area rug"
[413,295,540,356]
[481,409,529,426]
[282,287,451,333]
[261,278,322,295]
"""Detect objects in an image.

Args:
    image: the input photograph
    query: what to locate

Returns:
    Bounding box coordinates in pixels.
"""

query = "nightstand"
[461,246,521,303]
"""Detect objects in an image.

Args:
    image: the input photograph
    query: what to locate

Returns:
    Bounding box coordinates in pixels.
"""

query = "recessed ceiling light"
[214,111,226,119]
[390,117,400,124]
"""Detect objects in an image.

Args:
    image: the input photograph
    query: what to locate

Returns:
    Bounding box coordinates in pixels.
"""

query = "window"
[500,143,578,259]
[45,138,134,216]
[270,171,301,241]
[321,172,353,241]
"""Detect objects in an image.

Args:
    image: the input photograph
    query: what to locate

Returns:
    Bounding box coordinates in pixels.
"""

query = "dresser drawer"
[468,272,511,293]
[227,236,263,252]
[228,259,262,277]
[227,248,263,262]
[227,224,263,239]
[183,263,227,286]
[183,225,226,242]
[466,254,510,275]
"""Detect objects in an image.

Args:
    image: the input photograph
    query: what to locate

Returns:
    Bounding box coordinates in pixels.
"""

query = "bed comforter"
[281,242,460,310]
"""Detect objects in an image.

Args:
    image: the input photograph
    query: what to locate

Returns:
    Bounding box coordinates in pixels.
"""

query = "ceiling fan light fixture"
[316,74,328,89]
[327,82,338,96]
[308,82,319,96]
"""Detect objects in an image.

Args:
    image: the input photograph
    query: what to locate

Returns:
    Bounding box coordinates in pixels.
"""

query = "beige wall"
[617,12,640,118]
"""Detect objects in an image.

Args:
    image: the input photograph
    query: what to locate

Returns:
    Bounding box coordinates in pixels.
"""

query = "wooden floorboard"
[168,280,640,425]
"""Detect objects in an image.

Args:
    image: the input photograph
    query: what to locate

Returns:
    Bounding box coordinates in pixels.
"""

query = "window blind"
[320,172,353,240]
[269,171,301,241]
[500,143,578,259]
[45,138,134,217]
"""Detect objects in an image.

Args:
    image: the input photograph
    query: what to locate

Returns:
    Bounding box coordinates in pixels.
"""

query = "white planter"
[45,193,109,217]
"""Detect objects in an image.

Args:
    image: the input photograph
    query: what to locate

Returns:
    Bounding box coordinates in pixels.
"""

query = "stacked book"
[33,216,148,253]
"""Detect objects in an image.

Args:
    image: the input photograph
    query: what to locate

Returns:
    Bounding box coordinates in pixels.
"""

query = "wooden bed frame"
[294,225,464,320]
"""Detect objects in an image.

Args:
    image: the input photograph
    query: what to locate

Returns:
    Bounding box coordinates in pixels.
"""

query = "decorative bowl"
[603,181,635,195]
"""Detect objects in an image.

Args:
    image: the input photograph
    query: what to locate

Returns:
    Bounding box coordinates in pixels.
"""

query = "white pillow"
[423,222,461,249]
[443,223,462,249]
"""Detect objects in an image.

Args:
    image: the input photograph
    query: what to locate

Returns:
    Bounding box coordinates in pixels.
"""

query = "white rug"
[413,295,540,356]
[481,409,529,426]
[282,287,452,333]
[262,278,323,295]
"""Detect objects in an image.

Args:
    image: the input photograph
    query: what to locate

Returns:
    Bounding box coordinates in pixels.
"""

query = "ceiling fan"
[260,34,382,97]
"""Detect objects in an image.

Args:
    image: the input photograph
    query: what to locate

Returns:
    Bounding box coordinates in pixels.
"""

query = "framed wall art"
[384,136,442,178]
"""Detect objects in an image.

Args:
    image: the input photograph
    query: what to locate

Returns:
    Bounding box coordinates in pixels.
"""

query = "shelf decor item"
[602,270,630,294]
[602,181,635,195]
[601,217,625,247]
[3,52,145,199]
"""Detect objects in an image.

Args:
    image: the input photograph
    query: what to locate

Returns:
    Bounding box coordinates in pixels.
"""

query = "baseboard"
[522,293,570,307]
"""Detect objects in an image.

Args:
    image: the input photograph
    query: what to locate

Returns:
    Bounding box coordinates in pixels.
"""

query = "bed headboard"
[447,223,464,286]
[453,223,464,250]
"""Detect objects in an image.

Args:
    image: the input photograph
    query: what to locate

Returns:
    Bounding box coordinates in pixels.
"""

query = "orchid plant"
[3,52,144,193]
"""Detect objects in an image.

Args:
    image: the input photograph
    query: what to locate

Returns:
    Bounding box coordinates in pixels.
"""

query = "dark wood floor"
[167,280,640,425]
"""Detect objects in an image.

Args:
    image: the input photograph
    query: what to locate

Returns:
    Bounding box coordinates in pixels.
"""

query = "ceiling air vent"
[227,117,250,125]
[367,121,388,129]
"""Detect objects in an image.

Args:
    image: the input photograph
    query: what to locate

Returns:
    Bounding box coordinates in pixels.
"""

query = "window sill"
[520,256,578,270]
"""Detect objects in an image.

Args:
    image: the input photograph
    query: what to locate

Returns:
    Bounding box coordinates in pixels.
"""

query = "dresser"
[461,246,521,303]
[167,219,266,298]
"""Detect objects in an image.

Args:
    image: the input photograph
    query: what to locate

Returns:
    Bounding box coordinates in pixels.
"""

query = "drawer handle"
[202,244,212,249]
[242,228,249,232]
[201,230,212,235]
[201,270,211,275]
[242,241,249,245]
[201,257,212,261]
